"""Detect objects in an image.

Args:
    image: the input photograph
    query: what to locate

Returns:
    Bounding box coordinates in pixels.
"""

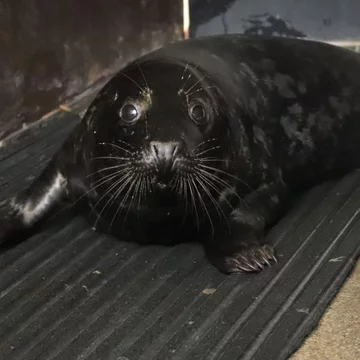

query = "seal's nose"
[150,141,179,171]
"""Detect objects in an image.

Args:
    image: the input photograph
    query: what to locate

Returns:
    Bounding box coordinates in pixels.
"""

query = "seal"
[2,34,360,274]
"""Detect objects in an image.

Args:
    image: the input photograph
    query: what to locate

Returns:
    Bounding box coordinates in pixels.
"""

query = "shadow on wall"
[240,13,306,38]
[190,0,237,37]
[191,0,360,44]
[190,0,306,38]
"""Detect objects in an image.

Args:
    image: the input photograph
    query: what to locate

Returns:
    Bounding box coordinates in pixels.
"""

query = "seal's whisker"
[110,172,139,231]
[197,158,228,163]
[129,173,142,220]
[196,167,249,209]
[107,143,134,155]
[87,167,129,185]
[194,146,221,157]
[196,172,234,211]
[172,174,188,224]
[94,173,134,228]
[184,75,208,95]
[92,172,132,222]
[196,167,237,194]
[136,62,150,91]
[181,176,189,224]
[192,138,218,153]
[178,61,192,94]
[179,61,202,94]
[116,139,135,150]
[137,175,146,219]
[92,178,127,228]
[80,168,129,201]
[186,86,216,97]
[118,71,145,93]
[113,172,139,229]
[187,175,200,231]
[196,172,233,234]
[183,177,190,223]
[86,164,130,179]
[180,61,190,81]
[91,170,131,204]
[197,163,253,192]
[194,173,229,231]
[192,176,214,236]
[66,170,126,210]
[179,73,192,94]
[90,156,132,162]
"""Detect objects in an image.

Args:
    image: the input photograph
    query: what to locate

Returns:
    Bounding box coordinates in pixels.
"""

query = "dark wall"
[0,0,183,140]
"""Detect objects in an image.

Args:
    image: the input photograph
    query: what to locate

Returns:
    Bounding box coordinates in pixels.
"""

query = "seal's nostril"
[151,143,159,157]
[150,141,180,168]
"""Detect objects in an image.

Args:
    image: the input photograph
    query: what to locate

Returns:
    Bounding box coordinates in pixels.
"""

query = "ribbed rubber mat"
[0,111,359,360]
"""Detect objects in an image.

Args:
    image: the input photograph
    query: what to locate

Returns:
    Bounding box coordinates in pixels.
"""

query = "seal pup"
[2,34,360,274]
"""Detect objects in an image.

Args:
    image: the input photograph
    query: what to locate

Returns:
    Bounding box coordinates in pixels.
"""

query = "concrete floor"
[292,260,360,359]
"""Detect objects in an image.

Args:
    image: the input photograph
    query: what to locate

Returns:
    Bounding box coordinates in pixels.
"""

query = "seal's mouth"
[156,182,168,190]
[92,138,231,217]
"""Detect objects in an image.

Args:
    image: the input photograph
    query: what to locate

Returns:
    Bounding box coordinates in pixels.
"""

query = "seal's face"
[88,60,232,218]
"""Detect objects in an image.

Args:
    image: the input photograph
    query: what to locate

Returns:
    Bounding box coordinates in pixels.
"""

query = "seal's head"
[85,59,234,218]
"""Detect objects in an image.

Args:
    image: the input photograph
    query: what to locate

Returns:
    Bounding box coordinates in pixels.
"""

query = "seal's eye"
[119,103,140,124]
[189,103,209,126]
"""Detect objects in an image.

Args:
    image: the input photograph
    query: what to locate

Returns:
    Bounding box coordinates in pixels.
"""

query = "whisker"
[196,172,231,206]
[92,172,132,225]
[109,171,140,230]
[106,143,134,155]
[90,156,132,162]
[179,61,192,94]
[136,62,150,91]
[118,71,145,93]
[197,158,229,163]
[172,174,188,224]
[197,167,249,209]
[180,61,190,81]
[94,173,134,229]
[186,85,216,97]
[194,173,231,233]
[192,138,218,153]
[184,75,208,95]
[194,175,221,218]
[187,175,200,231]
[111,173,139,230]
[194,146,220,157]
[137,175,147,220]
[87,168,129,184]
[116,139,135,150]
[191,176,214,236]
[182,176,189,223]
[197,163,253,191]
[85,164,130,179]
[69,168,130,209]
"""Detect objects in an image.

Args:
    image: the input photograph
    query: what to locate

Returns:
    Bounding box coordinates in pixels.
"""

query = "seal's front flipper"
[206,243,276,273]
[205,182,287,274]
[204,224,277,274]
[0,159,69,245]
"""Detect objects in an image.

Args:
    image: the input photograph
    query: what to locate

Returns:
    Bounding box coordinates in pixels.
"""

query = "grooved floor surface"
[0,110,359,360]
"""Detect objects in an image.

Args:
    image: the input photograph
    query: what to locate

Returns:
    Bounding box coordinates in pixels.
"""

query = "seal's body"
[2,34,360,273]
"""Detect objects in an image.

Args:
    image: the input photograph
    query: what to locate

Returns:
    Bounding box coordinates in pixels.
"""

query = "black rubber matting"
[0,110,359,360]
